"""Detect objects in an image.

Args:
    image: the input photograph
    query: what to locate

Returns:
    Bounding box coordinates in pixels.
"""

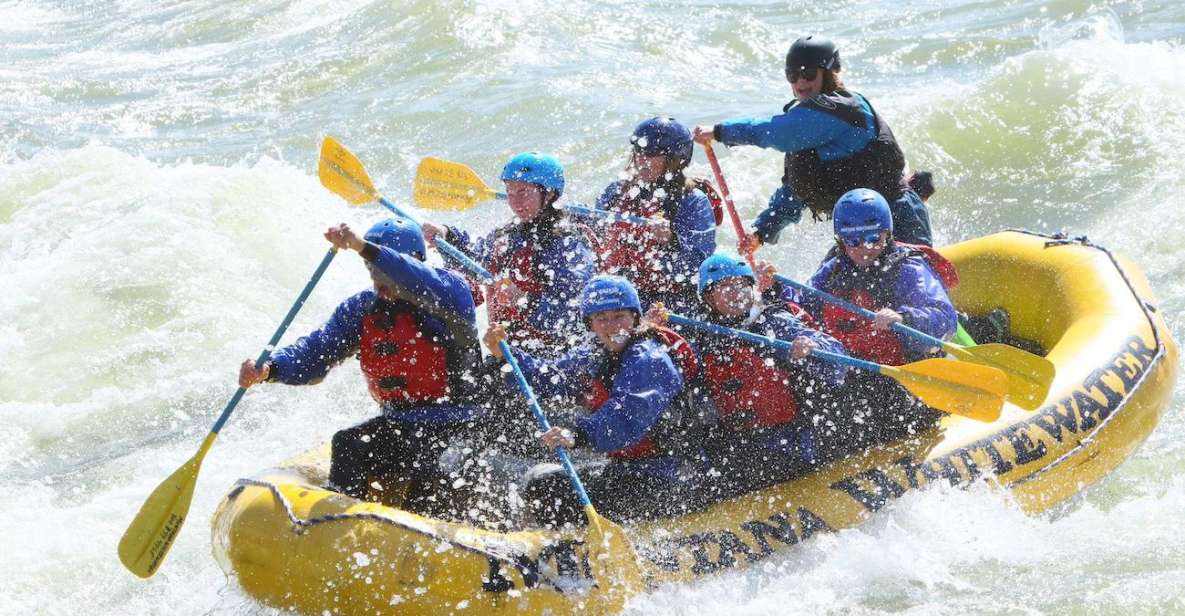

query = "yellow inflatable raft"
[211,231,1178,614]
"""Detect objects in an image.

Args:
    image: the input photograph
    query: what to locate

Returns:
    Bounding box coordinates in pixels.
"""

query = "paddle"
[118,248,337,578]
[664,313,1005,422]
[412,156,659,226]
[414,156,505,211]
[774,274,1053,410]
[496,340,643,608]
[701,141,758,271]
[318,137,496,282]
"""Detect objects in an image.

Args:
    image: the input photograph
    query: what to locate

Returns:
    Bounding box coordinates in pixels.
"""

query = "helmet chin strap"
[743,300,763,326]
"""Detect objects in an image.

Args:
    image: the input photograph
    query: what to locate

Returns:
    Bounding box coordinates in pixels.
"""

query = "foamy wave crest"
[0,145,380,473]
[908,11,1185,242]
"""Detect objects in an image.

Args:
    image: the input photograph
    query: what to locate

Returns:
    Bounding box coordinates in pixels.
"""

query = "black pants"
[477,356,588,461]
[702,423,819,502]
[806,371,942,463]
[522,460,704,529]
[328,415,479,514]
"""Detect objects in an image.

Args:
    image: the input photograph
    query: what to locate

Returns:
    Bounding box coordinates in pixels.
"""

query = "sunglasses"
[837,228,889,248]
[840,237,882,248]
[786,66,820,83]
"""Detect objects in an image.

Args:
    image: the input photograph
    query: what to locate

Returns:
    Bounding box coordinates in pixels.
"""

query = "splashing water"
[2,1,1184,613]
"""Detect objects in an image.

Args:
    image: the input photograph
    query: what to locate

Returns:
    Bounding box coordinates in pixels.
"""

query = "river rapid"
[2,1,1184,613]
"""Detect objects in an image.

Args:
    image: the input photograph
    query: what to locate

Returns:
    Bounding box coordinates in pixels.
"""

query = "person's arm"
[752,186,807,245]
[588,181,627,229]
[530,347,598,400]
[759,309,847,388]
[485,324,593,403]
[713,106,848,153]
[572,341,683,453]
[669,191,718,282]
[462,228,501,266]
[801,259,839,322]
[887,197,934,247]
[361,242,477,324]
[264,291,371,385]
[894,259,958,353]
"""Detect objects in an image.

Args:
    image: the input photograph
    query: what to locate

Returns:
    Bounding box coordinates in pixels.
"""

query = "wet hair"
[822,69,845,94]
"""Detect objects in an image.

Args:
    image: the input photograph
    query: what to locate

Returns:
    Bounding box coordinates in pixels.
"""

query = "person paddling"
[421,152,595,357]
[238,218,486,512]
[805,189,956,366]
[653,253,847,498]
[693,36,934,248]
[591,117,718,313]
[483,275,708,527]
[802,189,953,449]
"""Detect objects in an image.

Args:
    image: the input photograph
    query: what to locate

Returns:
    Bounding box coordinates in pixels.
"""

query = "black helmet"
[785,36,841,79]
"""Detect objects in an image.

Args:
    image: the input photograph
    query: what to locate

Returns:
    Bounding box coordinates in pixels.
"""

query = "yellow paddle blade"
[413,157,501,211]
[118,434,216,578]
[945,342,1055,411]
[581,504,645,612]
[318,136,378,205]
[882,358,1007,422]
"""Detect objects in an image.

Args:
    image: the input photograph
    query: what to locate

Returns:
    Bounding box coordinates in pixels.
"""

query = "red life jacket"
[896,242,959,289]
[358,310,451,405]
[689,177,725,226]
[822,289,909,366]
[484,237,551,347]
[820,245,955,366]
[702,341,798,429]
[581,326,699,460]
[598,184,673,296]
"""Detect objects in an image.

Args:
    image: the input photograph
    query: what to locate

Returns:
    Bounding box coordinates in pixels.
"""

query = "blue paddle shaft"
[774,274,945,349]
[432,238,496,284]
[665,313,880,375]
[498,340,594,508]
[564,204,655,227]
[490,191,649,226]
[376,196,496,283]
[211,248,337,434]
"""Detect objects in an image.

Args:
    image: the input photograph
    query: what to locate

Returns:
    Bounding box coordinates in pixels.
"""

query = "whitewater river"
[2,1,1184,613]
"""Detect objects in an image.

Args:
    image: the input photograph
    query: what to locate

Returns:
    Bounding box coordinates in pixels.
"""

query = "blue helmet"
[580,275,641,319]
[501,152,565,195]
[697,252,755,297]
[833,188,892,245]
[364,217,427,260]
[630,117,693,168]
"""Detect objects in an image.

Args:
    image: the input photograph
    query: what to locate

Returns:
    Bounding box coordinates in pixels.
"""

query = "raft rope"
[1001,229,1168,484]
[228,478,567,593]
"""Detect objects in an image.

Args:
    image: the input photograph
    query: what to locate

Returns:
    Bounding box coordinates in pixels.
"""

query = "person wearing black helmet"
[236,217,489,516]
[591,117,719,314]
[693,36,934,248]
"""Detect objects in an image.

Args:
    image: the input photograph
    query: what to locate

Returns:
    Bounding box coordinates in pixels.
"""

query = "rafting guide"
[694,36,934,248]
